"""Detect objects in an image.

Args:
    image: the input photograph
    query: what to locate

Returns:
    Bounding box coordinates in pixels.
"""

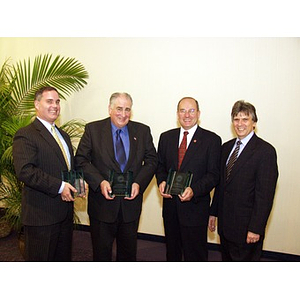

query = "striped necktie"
[226,140,241,181]
[178,131,189,170]
[51,125,70,171]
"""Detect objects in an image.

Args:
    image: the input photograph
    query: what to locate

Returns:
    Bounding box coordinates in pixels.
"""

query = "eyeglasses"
[178,109,197,115]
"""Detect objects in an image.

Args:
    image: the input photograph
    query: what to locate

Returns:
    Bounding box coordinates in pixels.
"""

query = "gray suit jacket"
[13,118,74,226]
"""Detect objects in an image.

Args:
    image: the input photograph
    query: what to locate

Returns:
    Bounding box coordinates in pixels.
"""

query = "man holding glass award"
[156,97,221,261]
[75,92,157,261]
[13,86,83,261]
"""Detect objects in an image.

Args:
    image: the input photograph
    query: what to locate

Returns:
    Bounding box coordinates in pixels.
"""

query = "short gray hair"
[109,92,133,107]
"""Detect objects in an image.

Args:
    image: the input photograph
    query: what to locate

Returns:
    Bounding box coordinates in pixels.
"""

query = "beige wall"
[1,37,300,255]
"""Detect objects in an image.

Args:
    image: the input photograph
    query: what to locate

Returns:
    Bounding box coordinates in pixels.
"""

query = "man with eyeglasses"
[156,97,221,261]
[75,92,157,261]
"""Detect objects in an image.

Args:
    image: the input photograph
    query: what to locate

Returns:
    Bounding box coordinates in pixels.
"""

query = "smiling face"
[109,94,132,128]
[232,111,256,140]
[34,90,60,124]
[177,97,200,130]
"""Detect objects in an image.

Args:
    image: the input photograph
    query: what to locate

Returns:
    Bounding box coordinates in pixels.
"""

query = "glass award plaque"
[164,169,193,195]
[62,169,85,197]
[109,170,133,197]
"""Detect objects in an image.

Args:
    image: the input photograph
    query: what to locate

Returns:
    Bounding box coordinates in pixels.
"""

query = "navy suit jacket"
[13,118,74,226]
[75,118,157,223]
[156,126,221,227]
[210,133,278,243]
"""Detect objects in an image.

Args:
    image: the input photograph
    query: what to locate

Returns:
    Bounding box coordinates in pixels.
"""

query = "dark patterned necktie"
[226,140,241,181]
[178,131,189,170]
[115,129,126,172]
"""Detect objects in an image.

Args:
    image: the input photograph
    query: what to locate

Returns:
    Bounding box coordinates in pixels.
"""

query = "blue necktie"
[115,129,126,172]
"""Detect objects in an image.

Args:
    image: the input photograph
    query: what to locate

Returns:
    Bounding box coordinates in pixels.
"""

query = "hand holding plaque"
[164,169,193,196]
[109,170,133,197]
[62,169,86,198]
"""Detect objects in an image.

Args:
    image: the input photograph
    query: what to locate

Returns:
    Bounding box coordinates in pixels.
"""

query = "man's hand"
[125,183,140,200]
[158,181,172,199]
[178,187,193,202]
[100,180,115,200]
[208,216,217,232]
[61,182,76,202]
[246,231,260,244]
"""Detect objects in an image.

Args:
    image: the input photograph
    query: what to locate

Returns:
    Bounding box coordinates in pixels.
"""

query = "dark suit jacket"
[210,133,278,244]
[156,126,221,227]
[74,118,157,223]
[13,118,74,226]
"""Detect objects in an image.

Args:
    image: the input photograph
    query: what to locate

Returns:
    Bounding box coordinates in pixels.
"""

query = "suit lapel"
[124,122,138,172]
[168,128,180,170]
[226,134,257,183]
[102,118,120,170]
[33,118,68,169]
[222,139,235,180]
[57,127,74,168]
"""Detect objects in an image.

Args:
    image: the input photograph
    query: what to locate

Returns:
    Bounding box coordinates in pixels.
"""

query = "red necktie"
[178,131,189,170]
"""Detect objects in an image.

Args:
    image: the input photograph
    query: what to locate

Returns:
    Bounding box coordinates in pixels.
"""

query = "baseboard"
[74,224,300,262]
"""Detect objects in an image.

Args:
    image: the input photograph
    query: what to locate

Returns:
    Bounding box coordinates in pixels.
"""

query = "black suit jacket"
[13,118,74,226]
[156,126,221,227]
[210,133,278,243]
[74,118,157,223]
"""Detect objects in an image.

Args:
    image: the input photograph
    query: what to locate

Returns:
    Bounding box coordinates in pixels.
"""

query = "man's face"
[232,111,256,139]
[109,95,132,128]
[177,98,200,130]
[34,90,60,124]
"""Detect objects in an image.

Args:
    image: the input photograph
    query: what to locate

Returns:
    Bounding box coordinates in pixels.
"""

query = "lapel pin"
[134,137,137,141]
[194,139,197,143]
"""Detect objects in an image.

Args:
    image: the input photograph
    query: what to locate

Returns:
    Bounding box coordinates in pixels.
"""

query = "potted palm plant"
[0,54,89,238]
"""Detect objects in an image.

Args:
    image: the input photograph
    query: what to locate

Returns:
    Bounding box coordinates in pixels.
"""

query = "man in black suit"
[13,86,77,261]
[156,97,221,261]
[209,100,278,261]
[75,92,157,261]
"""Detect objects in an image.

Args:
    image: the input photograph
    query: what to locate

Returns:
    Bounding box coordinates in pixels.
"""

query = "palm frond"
[0,115,33,174]
[0,170,23,231]
[60,119,86,151]
[0,59,17,118]
[10,54,89,114]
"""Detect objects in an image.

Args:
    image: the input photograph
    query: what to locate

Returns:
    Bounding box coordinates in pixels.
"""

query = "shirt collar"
[238,131,254,146]
[111,122,129,136]
[37,117,54,132]
[180,124,198,136]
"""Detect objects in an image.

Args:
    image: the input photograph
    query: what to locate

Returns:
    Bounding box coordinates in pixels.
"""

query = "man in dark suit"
[156,97,221,261]
[209,100,278,261]
[75,92,157,261]
[13,86,77,261]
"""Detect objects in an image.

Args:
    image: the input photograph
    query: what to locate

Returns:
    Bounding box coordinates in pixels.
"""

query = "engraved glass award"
[109,170,133,197]
[164,169,193,195]
[61,169,85,197]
